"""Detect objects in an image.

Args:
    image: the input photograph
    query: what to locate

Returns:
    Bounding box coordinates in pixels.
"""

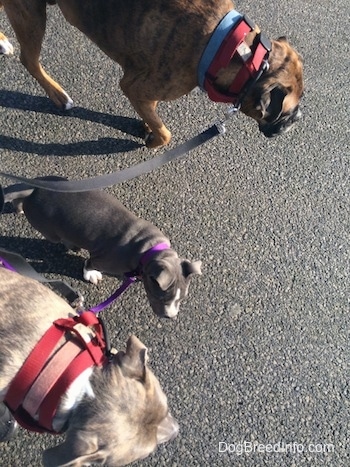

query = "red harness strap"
[204,17,270,103]
[4,312,107,433]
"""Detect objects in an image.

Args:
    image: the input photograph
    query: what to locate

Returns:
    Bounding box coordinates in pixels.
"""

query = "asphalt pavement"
[0,0,349,466]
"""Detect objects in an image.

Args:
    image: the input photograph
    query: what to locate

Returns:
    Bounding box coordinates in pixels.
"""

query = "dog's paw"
[49,88,74,110]
[83,268,103,285]
[63,91,74,110]
[0,37,14,55]
[145,126,172,149]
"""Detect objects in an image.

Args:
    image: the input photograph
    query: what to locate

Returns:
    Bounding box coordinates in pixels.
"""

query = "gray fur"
[3,178,202,318]
[0,267,178,466]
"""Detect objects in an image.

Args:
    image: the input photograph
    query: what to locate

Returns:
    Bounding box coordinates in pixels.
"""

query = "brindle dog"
[0,0,303,147]
[0,266,178,466]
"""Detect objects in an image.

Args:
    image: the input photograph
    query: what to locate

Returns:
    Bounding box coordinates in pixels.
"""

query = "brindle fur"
[0,0,303,146]
[0,267,178,466]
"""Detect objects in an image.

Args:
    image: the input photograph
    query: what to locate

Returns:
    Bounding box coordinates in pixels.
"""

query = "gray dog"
[3,178,202,318]
[0,266,178,466]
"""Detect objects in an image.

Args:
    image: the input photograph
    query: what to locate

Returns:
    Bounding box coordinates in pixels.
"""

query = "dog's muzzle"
[259,106,302,138]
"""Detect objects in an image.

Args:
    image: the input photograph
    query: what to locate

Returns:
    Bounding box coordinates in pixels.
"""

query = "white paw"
[83,268,103,285]
[0,38,14,55]
[63,91,74,110]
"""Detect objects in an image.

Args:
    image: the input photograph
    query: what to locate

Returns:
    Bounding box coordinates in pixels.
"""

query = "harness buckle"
[258,32,272,52]
[70,293,85,313]
[224,103,241,119]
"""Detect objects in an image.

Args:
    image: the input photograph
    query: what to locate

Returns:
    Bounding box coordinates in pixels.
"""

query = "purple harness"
[0,242,171,314]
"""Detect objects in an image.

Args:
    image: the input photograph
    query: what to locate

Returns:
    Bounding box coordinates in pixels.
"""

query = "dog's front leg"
[120,78,171,148]
[3,0,73,110]
[139,100,172,148]
[127,98,171,149]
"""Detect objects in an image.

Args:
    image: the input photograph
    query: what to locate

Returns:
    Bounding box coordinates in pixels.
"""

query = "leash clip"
[215,103,240,135]
[224,103,241,120]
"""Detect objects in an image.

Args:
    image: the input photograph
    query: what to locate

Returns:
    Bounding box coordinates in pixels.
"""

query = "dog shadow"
[0,90,144,156]
[0,235,85,280]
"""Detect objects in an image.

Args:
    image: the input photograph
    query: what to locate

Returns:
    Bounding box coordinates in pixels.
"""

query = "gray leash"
[0,248,83,306]
[0,109,237,192]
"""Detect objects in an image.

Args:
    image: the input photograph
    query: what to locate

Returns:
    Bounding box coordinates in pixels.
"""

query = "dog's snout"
[260,106,302,137]
[259,122,281,138]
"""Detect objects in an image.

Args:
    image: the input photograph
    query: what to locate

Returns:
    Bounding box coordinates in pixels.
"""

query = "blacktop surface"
[0,0,349,466]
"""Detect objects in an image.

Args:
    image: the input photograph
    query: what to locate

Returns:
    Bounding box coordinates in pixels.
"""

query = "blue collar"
[197,10,242,90]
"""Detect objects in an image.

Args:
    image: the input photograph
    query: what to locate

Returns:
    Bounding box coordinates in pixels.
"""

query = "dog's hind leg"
[3,0,73,109]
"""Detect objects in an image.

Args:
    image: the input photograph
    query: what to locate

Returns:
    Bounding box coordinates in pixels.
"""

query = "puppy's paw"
[0,36,14,55]
[83,268,103,285]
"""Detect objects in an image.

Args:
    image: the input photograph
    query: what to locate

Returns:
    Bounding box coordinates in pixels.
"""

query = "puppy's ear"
[119,335,148,380]
[152,269,174,290]
[181,259,202,278]
[146,261,174,291]
[258,85,287,121]
[43,433,107,467]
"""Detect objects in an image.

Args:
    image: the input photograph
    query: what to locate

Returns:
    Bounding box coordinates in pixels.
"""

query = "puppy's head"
[242,37,304,137]
[142,251,202,319]
[43,335,178,466]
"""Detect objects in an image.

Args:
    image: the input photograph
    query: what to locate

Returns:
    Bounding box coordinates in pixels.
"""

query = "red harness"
[203,16,271,104]
[4,312,108,434]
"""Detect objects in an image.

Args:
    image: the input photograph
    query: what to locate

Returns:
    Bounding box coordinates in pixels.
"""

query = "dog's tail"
[1,183,34,214]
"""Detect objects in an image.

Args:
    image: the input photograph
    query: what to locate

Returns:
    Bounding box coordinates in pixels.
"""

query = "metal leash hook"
[215,103,241,135]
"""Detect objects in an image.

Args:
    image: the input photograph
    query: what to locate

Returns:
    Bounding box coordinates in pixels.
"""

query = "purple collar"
[88,242,171,314]
[139,241,171,267]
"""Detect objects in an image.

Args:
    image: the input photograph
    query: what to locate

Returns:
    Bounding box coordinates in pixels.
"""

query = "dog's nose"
[260,104,302,137]
[259,124,279,138]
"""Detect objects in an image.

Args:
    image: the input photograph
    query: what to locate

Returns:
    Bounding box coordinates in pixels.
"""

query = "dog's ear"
[181,259,202,278]
[146,260,174,291]
[43,433,108,467]
[152,269,174,290]
[258,85,287,121]
[118,335,148,380]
